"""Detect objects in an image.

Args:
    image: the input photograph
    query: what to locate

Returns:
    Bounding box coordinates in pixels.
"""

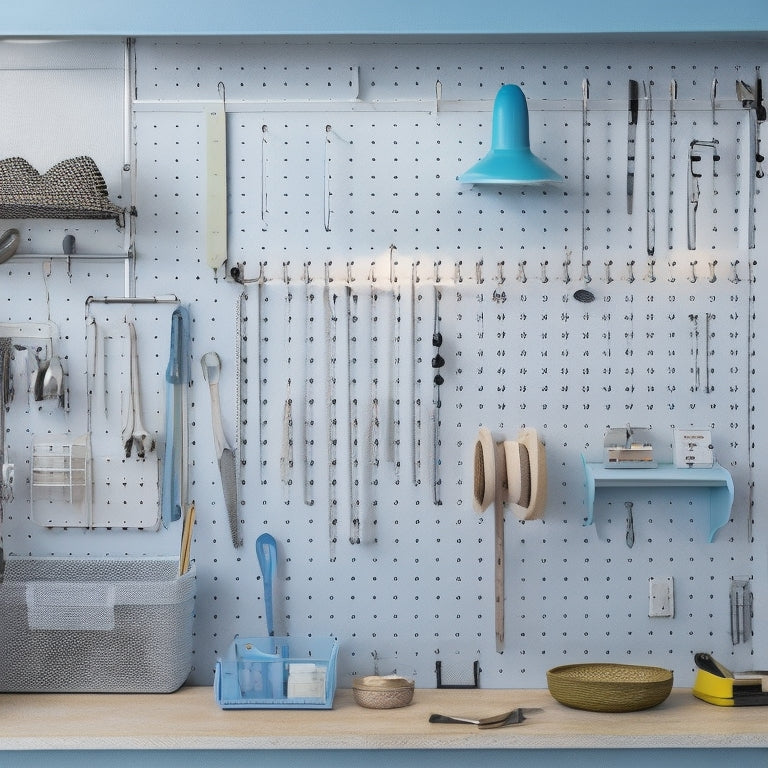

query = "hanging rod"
[85,294,179,307]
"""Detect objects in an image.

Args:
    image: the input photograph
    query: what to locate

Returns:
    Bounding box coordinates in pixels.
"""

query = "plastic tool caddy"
[215,634,339,709]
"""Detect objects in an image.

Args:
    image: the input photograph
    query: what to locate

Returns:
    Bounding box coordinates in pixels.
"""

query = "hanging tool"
[256,533,278,637]
[644,81,655,261]
[625,501,635,548]
[690,314,701,392]
[626,79,639,215]
[687,140,720,250]
[580,78,590,280]
[201,351,241,548]
[668,80,677,251]
[62,234,76,282]
[206,83,228,281]
[736,69,765,249]
[161,307,190,526]
[122,322,155,459]
[431,281,444,506]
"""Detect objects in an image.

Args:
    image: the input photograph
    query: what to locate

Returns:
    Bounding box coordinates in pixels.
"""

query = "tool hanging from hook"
[687,140,720,250]
[431,275,445,506]
[626,79,639,216]
[206,82,228,281]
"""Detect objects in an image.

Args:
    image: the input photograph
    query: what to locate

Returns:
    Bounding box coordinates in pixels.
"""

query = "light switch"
[649,576,674,617]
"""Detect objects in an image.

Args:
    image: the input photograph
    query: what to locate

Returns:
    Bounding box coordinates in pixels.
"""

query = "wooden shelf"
[581,455,734,542]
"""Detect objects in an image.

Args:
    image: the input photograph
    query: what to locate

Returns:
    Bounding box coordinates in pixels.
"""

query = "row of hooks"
[229,253,747,287]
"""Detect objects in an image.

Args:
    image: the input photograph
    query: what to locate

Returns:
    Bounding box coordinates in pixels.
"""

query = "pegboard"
[0,36,765,691]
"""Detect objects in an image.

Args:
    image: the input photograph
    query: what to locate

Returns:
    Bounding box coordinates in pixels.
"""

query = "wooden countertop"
[0,687,766,751]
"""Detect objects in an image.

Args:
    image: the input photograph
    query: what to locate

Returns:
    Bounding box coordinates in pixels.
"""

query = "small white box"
[673,428,714,468]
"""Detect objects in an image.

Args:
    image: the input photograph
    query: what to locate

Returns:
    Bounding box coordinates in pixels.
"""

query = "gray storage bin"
[0,557,195,692]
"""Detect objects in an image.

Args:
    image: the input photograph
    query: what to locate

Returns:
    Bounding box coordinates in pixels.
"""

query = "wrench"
[122,323,155,458]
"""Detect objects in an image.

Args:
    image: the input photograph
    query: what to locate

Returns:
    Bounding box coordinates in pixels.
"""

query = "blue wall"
[1,0,766,37]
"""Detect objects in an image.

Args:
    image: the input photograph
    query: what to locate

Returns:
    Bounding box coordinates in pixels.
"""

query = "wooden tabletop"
[0,687,766,751]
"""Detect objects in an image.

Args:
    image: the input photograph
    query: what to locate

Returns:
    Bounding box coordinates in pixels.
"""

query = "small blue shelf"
[581,455,734,543]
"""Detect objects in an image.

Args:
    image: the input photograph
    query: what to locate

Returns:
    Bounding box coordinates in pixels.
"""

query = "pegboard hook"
[516,261,527,284]
[496,261,505,285]
[540,260,549,284]
[563,251,572,284]
[604,260,613,284]
[580,259,592,284]
[708,260,718,283]
[729,260,741,284]
[389,244,397,283]
[627,260,635,284]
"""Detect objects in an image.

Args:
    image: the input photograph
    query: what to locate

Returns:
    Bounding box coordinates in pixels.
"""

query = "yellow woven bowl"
[352,675,415,709]
[546,663,673,712]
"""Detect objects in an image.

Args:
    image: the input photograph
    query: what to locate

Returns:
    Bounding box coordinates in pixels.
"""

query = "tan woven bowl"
[546,663,673,712]
[352,675,415,709]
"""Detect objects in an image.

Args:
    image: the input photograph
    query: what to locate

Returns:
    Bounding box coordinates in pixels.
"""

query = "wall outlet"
[649,577,674,617]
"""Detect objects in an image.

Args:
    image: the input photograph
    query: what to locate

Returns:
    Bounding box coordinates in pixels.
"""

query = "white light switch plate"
[649,577,674,617]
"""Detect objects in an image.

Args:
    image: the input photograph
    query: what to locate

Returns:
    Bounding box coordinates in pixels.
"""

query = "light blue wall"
[0,0,766,37]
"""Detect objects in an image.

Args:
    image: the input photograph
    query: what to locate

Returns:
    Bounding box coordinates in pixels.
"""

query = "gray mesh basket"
[0,557,195,692]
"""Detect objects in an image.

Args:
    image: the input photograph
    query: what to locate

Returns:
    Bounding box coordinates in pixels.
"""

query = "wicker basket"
[352,675,414,709]
[546,663,673,712]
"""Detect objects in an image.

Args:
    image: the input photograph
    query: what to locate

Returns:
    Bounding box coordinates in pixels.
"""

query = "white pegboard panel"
[0,36,764,691]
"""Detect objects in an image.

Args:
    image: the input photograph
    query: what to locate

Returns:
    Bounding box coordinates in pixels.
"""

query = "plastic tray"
[215,635,339,709]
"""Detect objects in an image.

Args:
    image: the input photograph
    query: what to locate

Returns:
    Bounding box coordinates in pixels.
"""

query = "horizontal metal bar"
[85,294,179,306]
[133,97,749,114]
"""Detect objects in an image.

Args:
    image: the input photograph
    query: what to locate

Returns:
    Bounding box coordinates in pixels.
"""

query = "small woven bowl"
[352,675,415,709]
[546,663,673,712]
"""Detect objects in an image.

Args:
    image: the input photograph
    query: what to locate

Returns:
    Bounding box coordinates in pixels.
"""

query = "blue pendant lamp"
[458,84,563,185]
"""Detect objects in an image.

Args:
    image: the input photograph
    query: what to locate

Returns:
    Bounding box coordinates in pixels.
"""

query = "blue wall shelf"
[581,455,734,543]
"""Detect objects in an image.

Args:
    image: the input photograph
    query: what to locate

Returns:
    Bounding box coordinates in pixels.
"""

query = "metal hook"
[540,260,549,284]
[668,260,677,283]
[711,75,718,125]
[304,262,311,284]
[516,261,527,284]
[689,260,698,283]
[708,260,718,283]
[434,261,441,284]
[476,261,484,285]
[646,259,656,283]
[389,244,397,283]
[581,259,592,284]
[563,251,572,284]
[729,260,741,284]
[604,260,613,284]
[217,81,226,104]
[627,260,635,284]
[454,260,463,284]
[496,261,505,285]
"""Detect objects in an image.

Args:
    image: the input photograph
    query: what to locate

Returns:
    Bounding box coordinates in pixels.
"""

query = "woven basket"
[0,156,124,225]
[546,663,673,712]
[352,675,414,709]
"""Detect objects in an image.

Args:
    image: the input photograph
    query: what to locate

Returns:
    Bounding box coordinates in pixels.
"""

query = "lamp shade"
[458,84,563,185]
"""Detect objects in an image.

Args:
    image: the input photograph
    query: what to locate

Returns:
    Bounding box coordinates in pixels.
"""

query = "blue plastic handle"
[256,534,277,636]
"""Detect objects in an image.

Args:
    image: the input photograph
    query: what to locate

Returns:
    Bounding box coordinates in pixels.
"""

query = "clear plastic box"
[215,635,339,709]
[0,557,195,692]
